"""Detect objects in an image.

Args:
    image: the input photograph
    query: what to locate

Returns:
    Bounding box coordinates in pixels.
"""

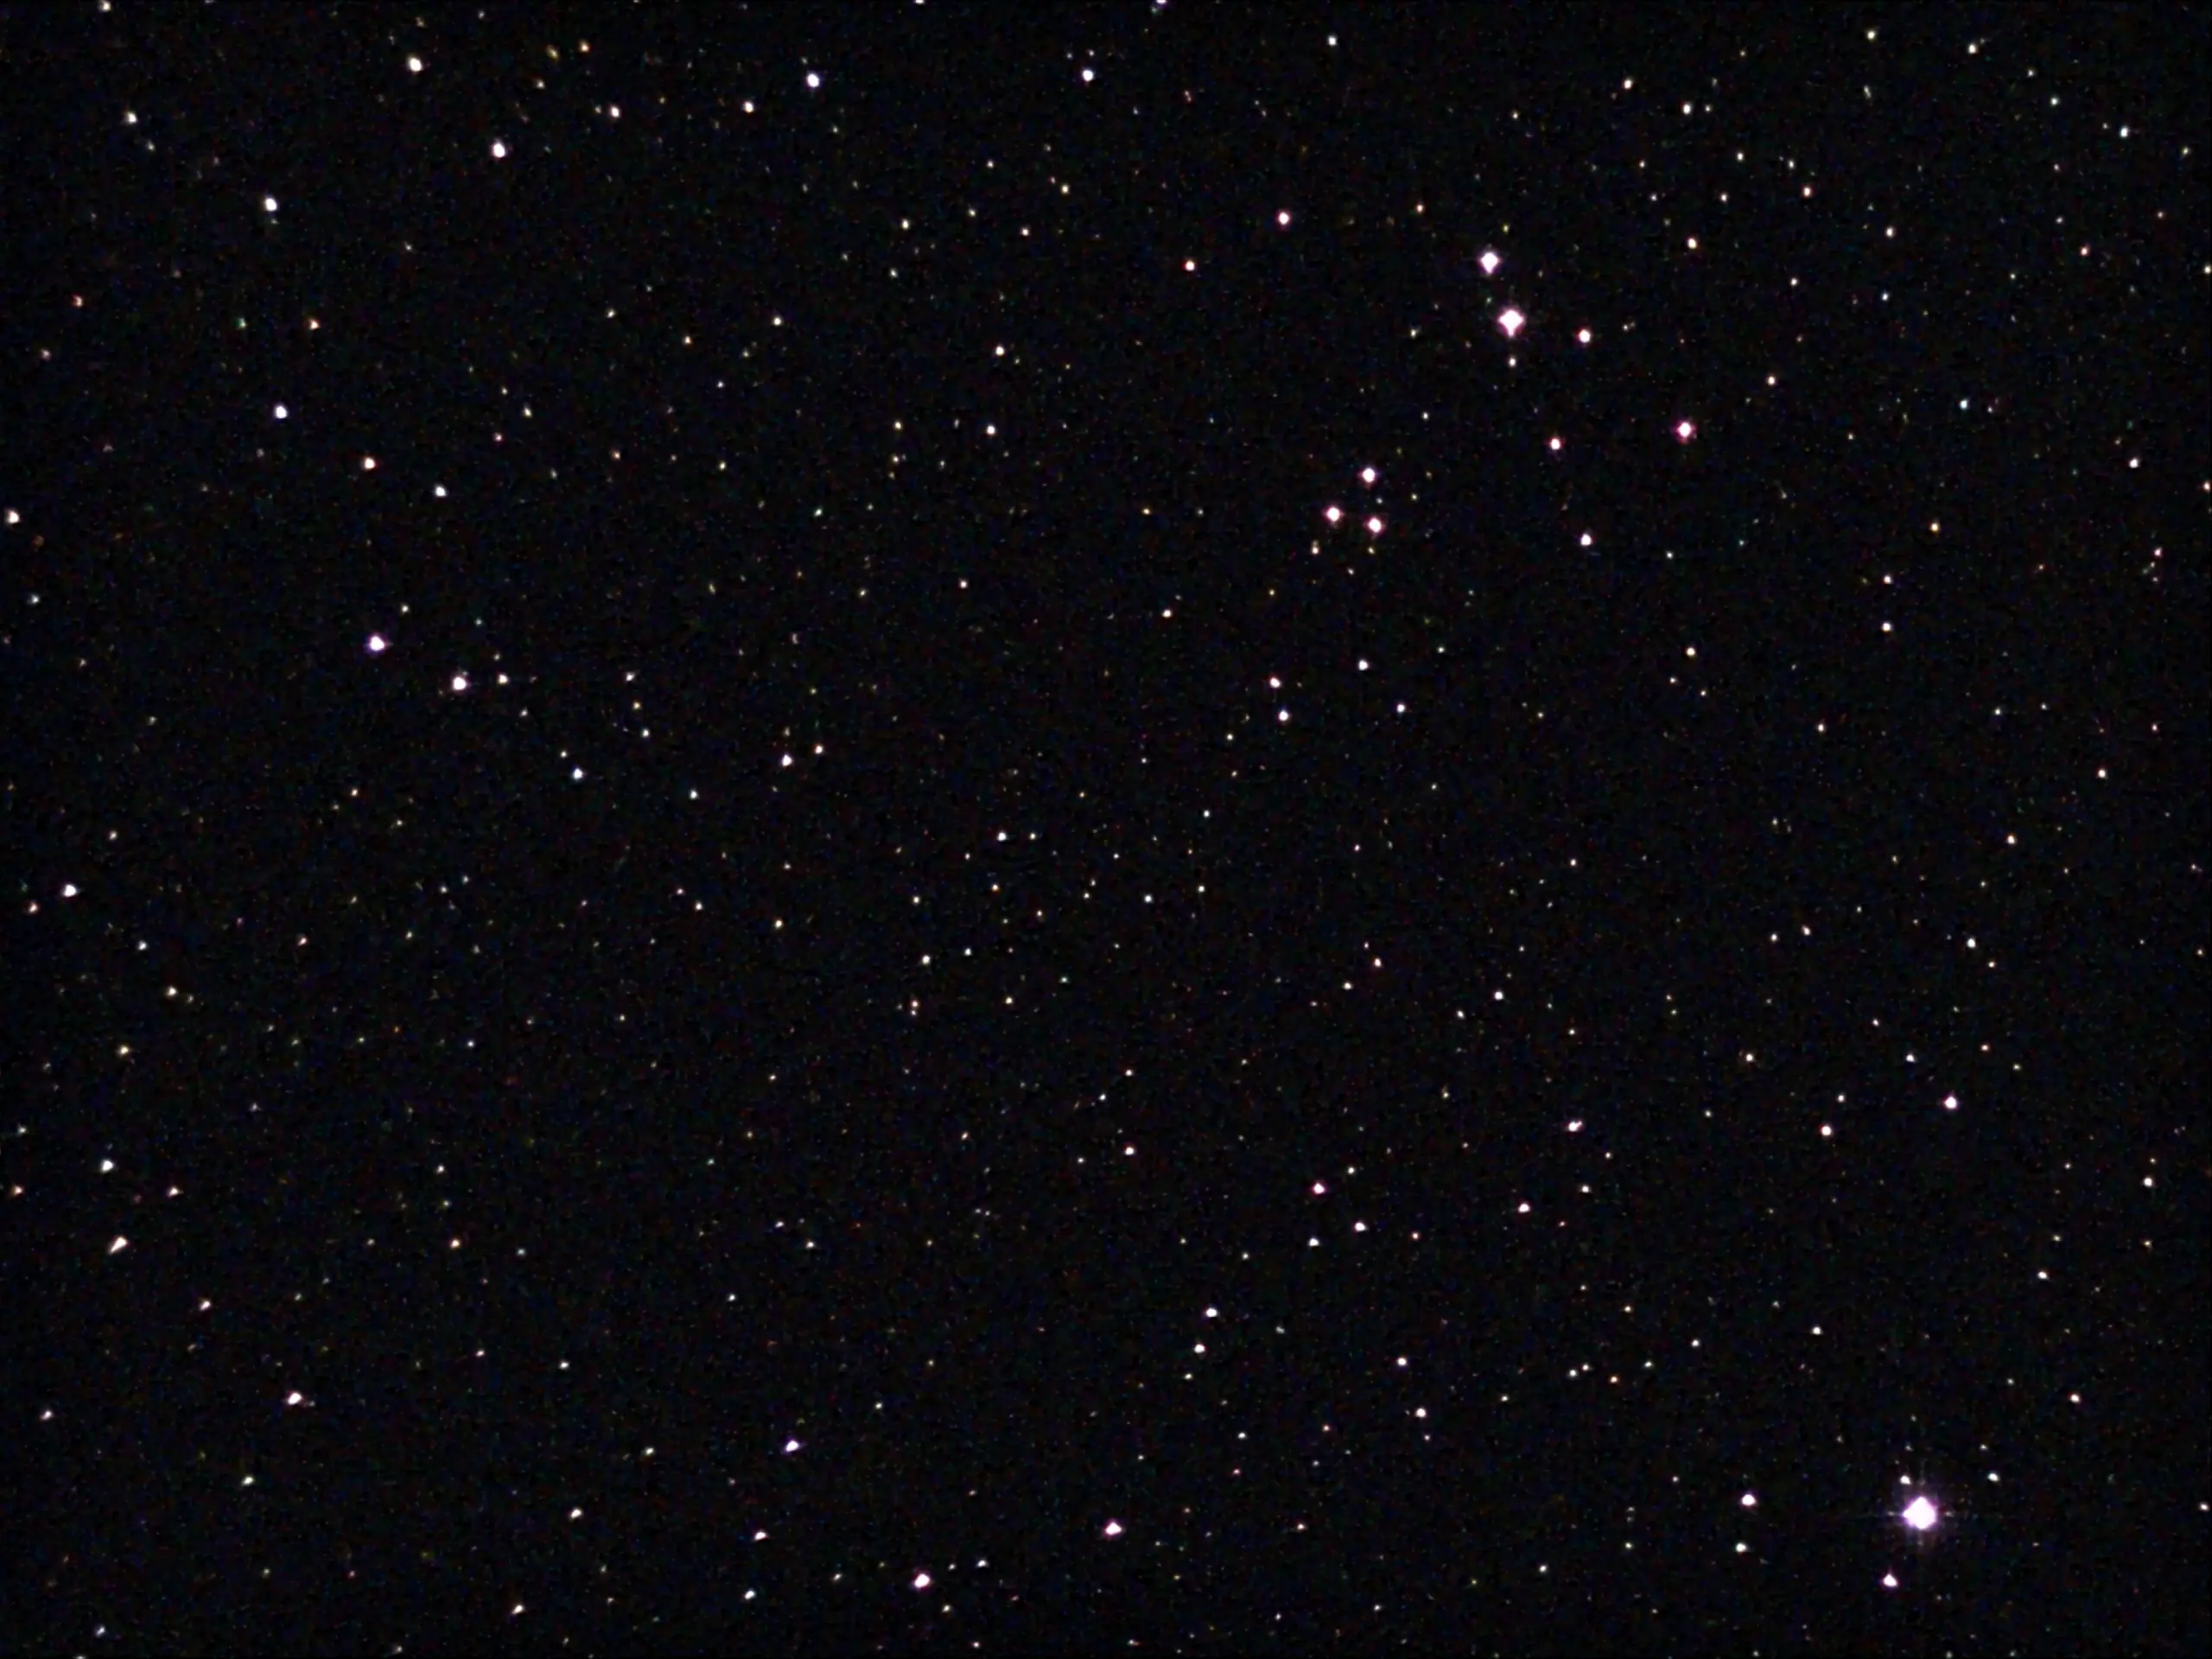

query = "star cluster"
[8,9,2204,1655]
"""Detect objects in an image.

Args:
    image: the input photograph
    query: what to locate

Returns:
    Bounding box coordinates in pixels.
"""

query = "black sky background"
[7,5,2206,1652]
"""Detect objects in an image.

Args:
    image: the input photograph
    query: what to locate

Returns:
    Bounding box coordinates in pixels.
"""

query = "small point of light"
[1478,250,1501,275]
[784,1438,803,1453]
[1103,1519,1123,1536]
[1497,308,1525,338]
[1675,419,1696,442]
[1365,516,1383,537]
[912,1571,931,1591]
[805,72,821,89]
[1324,505,1343,524]
[1277,210,1292,226]
[1577,327,1592,344]
[491,140,507,158]
[1741,1492,1758,1508]
[451,673,469,693]
[1904,1495,1939,1530]
[366,634,387,653]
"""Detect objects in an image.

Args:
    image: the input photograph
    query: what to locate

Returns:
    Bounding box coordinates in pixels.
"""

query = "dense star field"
[8,7,2206,1653]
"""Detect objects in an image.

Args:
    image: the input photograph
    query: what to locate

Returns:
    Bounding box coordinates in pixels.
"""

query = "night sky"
[10,6,2207,1653]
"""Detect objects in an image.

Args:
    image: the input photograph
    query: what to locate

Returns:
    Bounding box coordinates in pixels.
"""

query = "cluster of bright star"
[1312,249,1695,549]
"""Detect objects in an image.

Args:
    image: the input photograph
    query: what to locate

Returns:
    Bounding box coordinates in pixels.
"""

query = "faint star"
[1478,250,1502,275]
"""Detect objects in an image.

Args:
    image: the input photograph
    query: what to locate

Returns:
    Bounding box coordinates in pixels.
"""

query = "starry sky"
[10,6,2207,1653]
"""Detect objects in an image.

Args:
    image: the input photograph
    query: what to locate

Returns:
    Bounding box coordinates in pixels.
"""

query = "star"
[1903,1494,1939,1531]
